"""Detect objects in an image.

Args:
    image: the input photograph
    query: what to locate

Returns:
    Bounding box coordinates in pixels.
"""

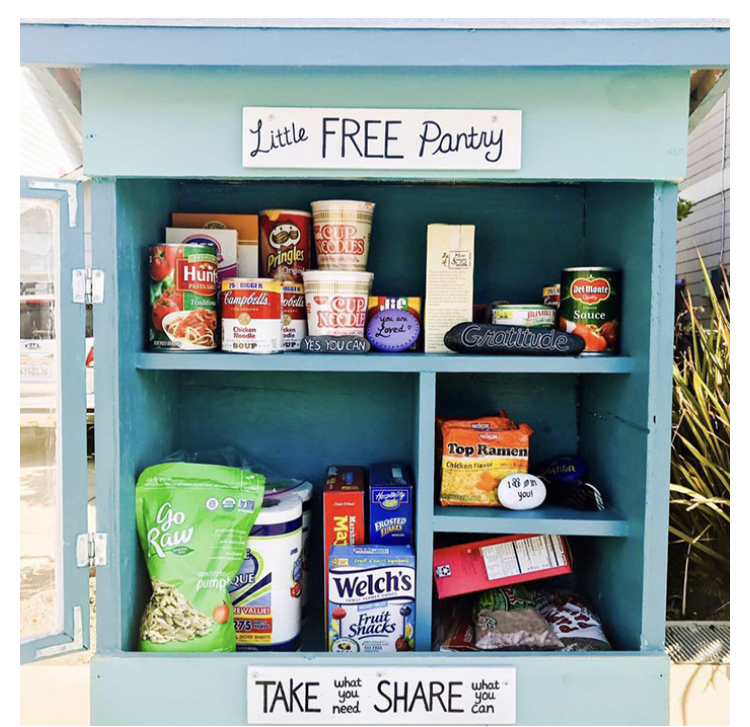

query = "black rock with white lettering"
[300,336,371,354]
[444,323,585,355]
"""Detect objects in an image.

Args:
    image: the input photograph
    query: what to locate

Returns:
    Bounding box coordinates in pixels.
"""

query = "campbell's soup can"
[259,210,311,282]
[149,242,218,352]
[221,278,283,354]
[542,284,560,307]
[281,282,307,350]
[558,267,621,355]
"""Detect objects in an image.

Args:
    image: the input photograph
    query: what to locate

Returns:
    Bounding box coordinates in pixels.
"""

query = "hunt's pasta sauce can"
[221,278,283,354]
[259,210,311,283]
[558,267,621,355]
[148,241,218,351]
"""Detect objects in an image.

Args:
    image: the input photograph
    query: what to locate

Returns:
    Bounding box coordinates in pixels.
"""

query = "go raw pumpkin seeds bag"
[136,462,265,652]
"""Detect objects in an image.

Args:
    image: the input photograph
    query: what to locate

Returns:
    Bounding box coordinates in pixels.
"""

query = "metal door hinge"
[72,268,104,304]
[76,532,107,568]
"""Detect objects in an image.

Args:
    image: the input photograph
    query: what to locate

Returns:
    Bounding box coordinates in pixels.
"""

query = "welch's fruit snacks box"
[368,463,414,545]
[328,544,415,653]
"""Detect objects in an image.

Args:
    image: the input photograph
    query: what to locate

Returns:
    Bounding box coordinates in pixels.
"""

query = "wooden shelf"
[433,504,629,537]
[135,352,634,375]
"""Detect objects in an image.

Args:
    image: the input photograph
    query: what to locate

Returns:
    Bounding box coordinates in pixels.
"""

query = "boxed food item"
[368,463,414,545]
[366,297,422,351]
[328,544,415,652]
[171,213,259,278]
[323,466,365,603]
[424,224,475,353]
[433,533,571,600]
[165,227,239,284]
[439,411,533,507]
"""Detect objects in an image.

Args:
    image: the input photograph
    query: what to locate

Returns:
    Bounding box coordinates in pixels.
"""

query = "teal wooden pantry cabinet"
[21,20,729,727]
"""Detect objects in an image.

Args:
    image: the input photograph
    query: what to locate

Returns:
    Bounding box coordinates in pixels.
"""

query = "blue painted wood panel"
[22,22,729,69]
[81,67,689,180]
[91,651,669,726]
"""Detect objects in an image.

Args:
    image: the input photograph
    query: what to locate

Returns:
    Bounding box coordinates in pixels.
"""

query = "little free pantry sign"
[242,108,522,170]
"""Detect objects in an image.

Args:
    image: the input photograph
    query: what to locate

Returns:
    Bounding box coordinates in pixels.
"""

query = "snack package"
[534,590,612,652]
[473,586,563,651]
[439,411,533,506]
[136,462,265,652]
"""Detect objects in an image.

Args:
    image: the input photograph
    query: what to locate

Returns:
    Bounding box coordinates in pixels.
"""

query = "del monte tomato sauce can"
[558,267,621,355]
[149,241,218,351]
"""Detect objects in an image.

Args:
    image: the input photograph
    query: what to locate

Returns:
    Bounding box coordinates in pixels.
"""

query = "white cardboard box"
[424,224,475,353]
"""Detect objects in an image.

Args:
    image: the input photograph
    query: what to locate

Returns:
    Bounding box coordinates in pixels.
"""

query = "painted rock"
[300,335,371,354]
[444,323,586,355]
[366,309,421,352]
[497,474,547,510]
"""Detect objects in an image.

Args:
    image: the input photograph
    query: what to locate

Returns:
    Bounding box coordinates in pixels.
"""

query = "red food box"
[433,534,572,600]
[323,466,366,601]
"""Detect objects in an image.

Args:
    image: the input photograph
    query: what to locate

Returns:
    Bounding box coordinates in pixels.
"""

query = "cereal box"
[424,224,474,353]
[171,213,259,278]
[328,544,415,653]
[323,466,365,604]
[368,463,414,545]
[433,534,572,600]
[366,297,422,351]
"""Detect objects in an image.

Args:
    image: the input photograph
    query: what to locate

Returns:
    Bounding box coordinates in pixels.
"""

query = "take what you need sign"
[242,108,522,170]
[247,666,516,724]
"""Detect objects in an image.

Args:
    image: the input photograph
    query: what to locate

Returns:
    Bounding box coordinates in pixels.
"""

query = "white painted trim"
[679,166,730,204]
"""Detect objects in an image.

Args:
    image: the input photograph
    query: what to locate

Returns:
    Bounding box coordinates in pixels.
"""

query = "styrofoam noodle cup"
[311,200,375,271]
[302,270,374,337]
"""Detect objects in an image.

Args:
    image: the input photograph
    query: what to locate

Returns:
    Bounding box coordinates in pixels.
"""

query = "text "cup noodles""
[311,200,374,271]
[303,270,374,337]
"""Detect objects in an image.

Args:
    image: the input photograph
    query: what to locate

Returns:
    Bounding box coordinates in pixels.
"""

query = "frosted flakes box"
[368,463,414,545]
[328,544,415,653]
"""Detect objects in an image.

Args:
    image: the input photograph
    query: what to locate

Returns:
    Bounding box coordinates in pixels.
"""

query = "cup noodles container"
[302,270,374,337]
[311,200,375,271]
[368,463,414,545]
[165,228,238,284]
[281,282,307,350]
[259,209,311,282]
[171,213,259,278]
[328,544,415,653]
[433,534,572,600]
[323,466,365,605]
[220,278,283,354]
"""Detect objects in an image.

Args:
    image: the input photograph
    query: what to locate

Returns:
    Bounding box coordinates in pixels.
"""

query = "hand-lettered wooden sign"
[300,336,371,354]
[444,323,585,355]
[243,108,522,170]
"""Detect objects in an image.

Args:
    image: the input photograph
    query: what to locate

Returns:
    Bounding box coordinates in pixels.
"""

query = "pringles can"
[148,241,218,352]
[221,278,283,354]
[259,209,311,282]
[558,267,621,355]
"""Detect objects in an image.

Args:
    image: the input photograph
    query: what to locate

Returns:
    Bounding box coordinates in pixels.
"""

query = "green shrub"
[669,256,730,617]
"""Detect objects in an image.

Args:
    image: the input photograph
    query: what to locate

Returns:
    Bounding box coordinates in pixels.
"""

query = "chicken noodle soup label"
[221,278,283,354]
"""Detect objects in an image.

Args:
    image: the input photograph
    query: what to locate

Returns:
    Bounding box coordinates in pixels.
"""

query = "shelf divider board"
[135,351,634,375]
[414,372,436,652]
[433,504,629,537]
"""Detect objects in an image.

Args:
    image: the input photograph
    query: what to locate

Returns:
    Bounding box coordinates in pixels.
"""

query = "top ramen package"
[136,462,265,652]
[439,410,533,507]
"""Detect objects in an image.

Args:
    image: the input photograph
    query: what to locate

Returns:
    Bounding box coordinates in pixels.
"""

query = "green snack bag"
[136,462,265,652]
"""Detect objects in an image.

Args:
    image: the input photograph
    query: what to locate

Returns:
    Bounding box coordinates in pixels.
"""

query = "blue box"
[368,463,414,545]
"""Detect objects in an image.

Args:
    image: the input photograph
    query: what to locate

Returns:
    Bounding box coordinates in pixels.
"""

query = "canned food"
[281,282,307,350]
[558,267,621,355]
[221,278,283,354]
[149,242,218,351]
[259,210,311,282]
[491,304,556,328]
[542,284,560,307]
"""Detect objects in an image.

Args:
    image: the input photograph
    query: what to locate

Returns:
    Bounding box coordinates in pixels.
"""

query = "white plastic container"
[302,270,374,337]
[265,482,313,612]
[311,200,375,271]
[229,496,303,651]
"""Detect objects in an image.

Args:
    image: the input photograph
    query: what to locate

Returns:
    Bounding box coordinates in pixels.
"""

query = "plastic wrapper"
[534,590,612,651]
[472,585,563,651]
